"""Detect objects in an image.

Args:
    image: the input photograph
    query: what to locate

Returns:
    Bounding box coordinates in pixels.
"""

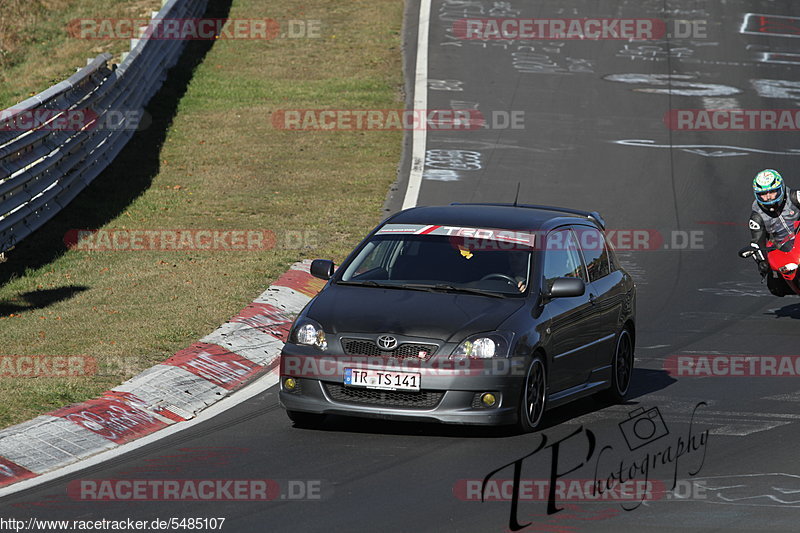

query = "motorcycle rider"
[749,169,800,296]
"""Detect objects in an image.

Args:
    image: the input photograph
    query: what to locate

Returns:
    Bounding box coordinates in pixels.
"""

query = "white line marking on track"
[401,0,431,210]
[612,139,800,157]
[701,97,740,110]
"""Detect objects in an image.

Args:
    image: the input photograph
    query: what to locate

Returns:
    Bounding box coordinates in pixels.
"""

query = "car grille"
[471,393,484,409]
[323,383,443,409]
[341,338,437,360]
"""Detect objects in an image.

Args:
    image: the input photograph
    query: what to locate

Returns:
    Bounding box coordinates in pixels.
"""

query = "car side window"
[345,239,397,280]
[544,229,587,284]
[576,227,611,282]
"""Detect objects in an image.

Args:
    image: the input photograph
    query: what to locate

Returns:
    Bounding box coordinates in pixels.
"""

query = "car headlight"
[451,332,514,359]
[292,318,328,350]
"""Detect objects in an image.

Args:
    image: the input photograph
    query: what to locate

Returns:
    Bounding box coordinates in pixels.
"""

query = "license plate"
[344,368,421,391]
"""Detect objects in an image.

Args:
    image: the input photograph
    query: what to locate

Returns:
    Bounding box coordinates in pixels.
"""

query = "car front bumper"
[278,352,529,426]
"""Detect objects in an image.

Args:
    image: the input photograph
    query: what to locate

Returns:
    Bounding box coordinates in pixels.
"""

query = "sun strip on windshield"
[375,224,536,248]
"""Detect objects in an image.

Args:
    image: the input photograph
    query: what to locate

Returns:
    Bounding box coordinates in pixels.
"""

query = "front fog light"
[284,377,297,391]
[481,393,497,407]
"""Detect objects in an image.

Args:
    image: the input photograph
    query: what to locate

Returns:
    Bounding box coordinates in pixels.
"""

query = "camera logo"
[618,406,670,451]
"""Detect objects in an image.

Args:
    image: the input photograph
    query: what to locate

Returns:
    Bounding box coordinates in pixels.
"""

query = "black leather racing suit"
[749,187,800,296]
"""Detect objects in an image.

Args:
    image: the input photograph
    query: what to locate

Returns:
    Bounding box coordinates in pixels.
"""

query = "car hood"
[305,284,526,341]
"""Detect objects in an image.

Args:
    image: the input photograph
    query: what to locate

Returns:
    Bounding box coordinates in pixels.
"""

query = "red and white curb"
[0,260,324,490]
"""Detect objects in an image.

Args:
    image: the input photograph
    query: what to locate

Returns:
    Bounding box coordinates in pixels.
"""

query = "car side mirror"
[310,259,335,280]
[738,245,756,259]
[547,277,586,299]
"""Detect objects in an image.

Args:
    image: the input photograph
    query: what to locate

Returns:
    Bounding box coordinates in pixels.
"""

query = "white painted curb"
[0,261,322,491]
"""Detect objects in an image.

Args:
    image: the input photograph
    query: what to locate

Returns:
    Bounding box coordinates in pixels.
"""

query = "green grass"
[0,0,161,108]
[0,0,404,428]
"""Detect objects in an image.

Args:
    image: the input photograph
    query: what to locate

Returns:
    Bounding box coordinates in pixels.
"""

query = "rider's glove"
[758,260,770,276]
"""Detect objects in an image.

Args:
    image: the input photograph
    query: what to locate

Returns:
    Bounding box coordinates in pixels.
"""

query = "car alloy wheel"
[602,328,633,403]
[615,330,633,395]
[518,356,546,432]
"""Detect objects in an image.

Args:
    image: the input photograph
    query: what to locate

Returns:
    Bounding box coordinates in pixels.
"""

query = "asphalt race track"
[5,1,800,531]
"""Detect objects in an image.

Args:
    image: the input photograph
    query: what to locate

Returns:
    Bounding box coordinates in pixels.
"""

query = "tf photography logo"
[479,403,709,531]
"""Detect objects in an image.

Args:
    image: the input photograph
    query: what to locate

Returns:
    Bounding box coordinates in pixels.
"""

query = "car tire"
[517,356,547,433]
[286,410,325,428]
[602,328,633,403]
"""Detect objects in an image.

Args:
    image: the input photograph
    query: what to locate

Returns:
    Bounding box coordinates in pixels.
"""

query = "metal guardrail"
[0,0,209,255]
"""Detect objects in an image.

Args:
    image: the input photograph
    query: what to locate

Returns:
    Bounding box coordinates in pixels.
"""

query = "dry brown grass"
[0,0,49,67]
[0,0,160,107]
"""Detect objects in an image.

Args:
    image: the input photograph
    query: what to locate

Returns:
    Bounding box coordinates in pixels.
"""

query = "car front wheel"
[517,356,547,433]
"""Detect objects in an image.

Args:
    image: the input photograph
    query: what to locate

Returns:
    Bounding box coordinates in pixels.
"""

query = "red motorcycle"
[739,237,800,296]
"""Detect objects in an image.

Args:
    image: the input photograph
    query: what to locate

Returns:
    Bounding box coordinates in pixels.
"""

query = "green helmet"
[753,169,785,208]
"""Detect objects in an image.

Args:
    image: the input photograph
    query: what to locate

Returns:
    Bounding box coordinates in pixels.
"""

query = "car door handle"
[589,293,597,304]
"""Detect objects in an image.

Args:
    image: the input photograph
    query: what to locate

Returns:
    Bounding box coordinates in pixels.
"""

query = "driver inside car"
[507,250,530,292]
[749,169,800,296]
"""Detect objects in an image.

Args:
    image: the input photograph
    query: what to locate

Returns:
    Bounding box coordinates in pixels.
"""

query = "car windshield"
[338,225,534,296]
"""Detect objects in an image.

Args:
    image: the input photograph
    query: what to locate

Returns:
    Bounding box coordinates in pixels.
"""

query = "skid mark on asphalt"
[763,390,800,402]
[436,137,576,154]
[698,280,771,297]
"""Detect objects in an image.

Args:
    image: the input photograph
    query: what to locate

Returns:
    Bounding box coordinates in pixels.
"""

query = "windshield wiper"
[336,280,432,292]
[338,280,510,298]
[405,283,509,299]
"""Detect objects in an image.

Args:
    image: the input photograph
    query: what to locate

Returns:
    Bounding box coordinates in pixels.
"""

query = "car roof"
[386,203,604,232]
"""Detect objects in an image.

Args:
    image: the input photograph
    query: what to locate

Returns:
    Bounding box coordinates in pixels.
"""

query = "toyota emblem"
[377,335,398,350]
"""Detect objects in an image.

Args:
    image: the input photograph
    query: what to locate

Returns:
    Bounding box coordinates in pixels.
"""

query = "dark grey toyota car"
[279,203,636,432]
